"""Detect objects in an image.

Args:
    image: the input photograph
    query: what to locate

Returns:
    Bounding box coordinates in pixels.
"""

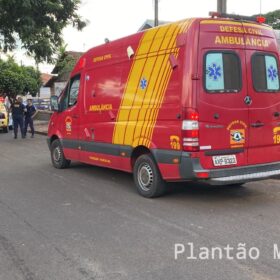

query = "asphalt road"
[1,131,280,280]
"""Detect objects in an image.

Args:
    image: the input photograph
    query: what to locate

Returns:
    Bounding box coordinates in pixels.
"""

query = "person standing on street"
[24,98,37,138]
[10,96,26,139]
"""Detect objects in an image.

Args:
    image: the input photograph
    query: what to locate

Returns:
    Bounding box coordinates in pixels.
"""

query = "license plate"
[212,155,237,166]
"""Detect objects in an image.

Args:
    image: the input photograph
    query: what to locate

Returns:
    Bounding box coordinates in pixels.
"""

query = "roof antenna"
[259,0,262,15]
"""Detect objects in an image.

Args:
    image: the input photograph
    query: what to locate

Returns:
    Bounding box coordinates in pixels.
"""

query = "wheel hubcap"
[138,163,153,191]
[53,146,61,163]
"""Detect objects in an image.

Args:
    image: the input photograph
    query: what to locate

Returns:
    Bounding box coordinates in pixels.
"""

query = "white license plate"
[212,155,237,166]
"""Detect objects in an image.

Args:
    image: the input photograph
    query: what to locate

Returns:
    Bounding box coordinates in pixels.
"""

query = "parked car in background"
[33,99,51,110]
[0,103,9,133]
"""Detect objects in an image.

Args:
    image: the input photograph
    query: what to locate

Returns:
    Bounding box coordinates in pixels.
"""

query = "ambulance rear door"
[196,20,249,170]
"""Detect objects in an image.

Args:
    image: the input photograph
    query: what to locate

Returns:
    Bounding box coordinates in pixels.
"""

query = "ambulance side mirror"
[50,96,60,112]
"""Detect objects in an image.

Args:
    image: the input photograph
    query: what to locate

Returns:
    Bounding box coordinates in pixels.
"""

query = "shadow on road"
[167,181,254,201]
[66,162,267,205]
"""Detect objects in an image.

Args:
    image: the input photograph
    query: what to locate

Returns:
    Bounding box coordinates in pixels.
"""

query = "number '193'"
[273,134,280,144]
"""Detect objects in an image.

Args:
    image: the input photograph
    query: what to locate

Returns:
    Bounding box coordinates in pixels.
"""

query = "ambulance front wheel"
[50,139,71,169]
[133,154,166,198]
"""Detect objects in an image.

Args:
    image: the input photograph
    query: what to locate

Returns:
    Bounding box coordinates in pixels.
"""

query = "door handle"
[108,110,115,120]
[251,122,264,128]
[72,115,79,119]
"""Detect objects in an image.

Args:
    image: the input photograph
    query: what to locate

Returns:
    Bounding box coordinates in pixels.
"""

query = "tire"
[133,154,166,198]
[50,139,71,169]
[3,127,8,133]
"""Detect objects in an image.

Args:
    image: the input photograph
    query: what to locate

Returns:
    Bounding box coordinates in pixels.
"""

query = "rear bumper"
[179,152,280,184]
[208,169,280,184]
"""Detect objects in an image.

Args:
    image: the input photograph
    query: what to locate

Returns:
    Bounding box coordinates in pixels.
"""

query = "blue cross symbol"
[207,63,222,81]
[268,65,278,82]
[140,78,148,90]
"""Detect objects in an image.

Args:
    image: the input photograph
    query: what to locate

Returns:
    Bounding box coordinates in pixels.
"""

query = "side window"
[59,83,70,111]
[252,54,280,92]
[68,75,81,106]
[59,75,81,111]
[205,52,241,93]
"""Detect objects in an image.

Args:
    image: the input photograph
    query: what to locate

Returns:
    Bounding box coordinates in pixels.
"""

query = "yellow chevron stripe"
[123,55,158,145]
[112,27,160,143]
[133,23,178,146]
[113,19,194,147]
[144,61,173,147]
[113,28,159,144]
[145,20,193,147]
[113,25,168,145]
[137,21,187,147]
[112,34,145,143]
[137,54,171,146]
[145,60,174,147]
[122,27,168,145]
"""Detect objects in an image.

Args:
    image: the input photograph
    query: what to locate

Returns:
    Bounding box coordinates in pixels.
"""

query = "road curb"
[35,131,48,136]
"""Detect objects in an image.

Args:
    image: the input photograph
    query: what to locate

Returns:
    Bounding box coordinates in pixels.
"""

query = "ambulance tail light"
[182,110,199,152]
[196,171,209,179]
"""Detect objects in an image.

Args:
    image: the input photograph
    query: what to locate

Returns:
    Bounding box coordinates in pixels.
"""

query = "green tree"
[262,10,280,29]
[0,0,86,63]
[22,66,42,96]
[54,45,82,79]
[0,57,41,100]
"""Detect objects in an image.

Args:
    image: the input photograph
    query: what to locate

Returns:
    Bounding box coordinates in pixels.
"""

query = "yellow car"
[0,103,9,133]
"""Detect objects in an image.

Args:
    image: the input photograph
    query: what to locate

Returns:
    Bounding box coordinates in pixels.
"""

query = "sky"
[13,0,280,73]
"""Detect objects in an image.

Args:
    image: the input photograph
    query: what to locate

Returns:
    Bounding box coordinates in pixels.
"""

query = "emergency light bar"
[209,12,266,24]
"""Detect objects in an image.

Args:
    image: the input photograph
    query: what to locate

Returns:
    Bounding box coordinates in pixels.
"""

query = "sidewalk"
[34,120,49,135]
[33,110,52,136]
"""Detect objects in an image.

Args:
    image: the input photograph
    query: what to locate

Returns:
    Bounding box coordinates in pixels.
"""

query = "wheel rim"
[138,163,153,191]
[53,146,62,163]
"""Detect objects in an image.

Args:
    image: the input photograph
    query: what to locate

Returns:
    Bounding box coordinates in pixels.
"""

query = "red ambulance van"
[48,13,280,197]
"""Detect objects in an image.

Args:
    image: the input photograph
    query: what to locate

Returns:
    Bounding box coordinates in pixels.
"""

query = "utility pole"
[217,0,227,14]
[154,0,159,27]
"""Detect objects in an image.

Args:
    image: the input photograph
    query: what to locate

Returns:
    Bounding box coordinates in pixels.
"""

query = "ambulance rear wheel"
[133,154,166,198]
[51,139,71,169]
